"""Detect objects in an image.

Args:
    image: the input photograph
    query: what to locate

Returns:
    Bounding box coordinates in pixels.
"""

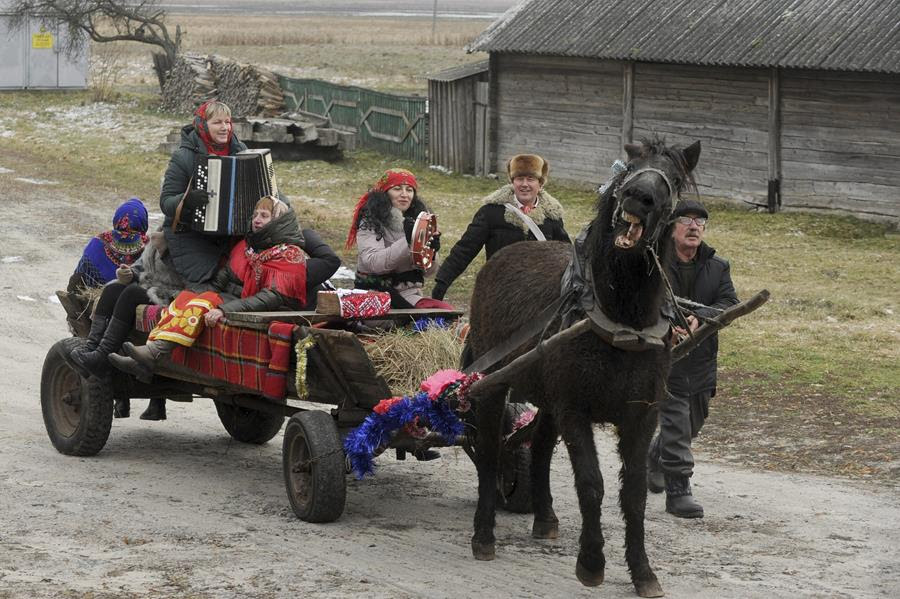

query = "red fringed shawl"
[229,240,308,305]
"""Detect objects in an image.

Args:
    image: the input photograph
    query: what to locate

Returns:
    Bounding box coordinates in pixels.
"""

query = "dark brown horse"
[466,138,701,597]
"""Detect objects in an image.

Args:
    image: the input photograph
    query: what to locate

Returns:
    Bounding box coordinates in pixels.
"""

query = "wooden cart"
[42,293,532,523]
[43,289,768,523]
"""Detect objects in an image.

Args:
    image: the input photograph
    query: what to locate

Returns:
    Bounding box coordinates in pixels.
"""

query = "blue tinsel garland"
[343,390,465,479]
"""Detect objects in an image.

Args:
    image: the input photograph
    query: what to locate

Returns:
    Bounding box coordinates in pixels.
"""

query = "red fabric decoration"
[334,290,391,318]
[345,168,418,249]
[228,240,308,305]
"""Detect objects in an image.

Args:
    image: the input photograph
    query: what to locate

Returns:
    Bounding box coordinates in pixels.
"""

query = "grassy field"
[4,14,898,482]
[108,15,492,94]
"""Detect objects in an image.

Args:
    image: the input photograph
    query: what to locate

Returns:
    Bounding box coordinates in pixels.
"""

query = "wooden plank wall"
[494,54,622,183]
[781,70,900,220]
[430,78,474,174]
[632,63,770,203]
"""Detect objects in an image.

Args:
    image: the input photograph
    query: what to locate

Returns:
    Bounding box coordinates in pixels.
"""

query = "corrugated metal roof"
[426,60,489,82]
[468,0,900,74]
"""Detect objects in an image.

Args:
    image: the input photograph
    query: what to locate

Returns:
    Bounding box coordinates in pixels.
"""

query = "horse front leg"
[559,409,606,587]
[617,420,664,598]
[471,389,506,561]
[530,409,559,539]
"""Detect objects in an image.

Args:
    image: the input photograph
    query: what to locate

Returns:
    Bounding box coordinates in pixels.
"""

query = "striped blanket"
[134,305,297,400]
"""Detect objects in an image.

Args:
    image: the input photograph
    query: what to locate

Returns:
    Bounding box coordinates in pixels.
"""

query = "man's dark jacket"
[668,241,738,396]
[432,184,570,299]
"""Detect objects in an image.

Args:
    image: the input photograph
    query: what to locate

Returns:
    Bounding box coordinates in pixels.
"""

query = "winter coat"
[433,184,570,297]
[159,124,248,287]
[667,242,738,396]
[355,204,438,308]
[210,211,340,313]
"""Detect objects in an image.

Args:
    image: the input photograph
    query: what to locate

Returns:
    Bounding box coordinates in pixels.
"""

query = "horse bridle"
[610,166,678,246]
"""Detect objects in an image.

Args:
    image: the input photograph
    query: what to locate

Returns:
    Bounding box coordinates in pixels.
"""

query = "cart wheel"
[282,411,346,523]
[214,398,284,444]
[496,401,534,513]
[41,338,114,456]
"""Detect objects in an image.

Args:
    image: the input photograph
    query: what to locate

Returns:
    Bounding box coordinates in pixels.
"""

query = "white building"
[0,3,88,89]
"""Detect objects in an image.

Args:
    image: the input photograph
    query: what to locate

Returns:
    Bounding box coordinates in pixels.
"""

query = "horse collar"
[562,233,670,352]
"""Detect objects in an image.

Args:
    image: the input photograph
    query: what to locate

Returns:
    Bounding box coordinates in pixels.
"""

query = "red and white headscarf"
[193,100,233,156]
[345,168,418,249]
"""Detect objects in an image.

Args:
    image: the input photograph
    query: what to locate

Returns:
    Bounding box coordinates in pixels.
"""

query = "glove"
[427,232,441,253]
[115,265,134,285]
[403,217,415,244]
[431,281,448,301]
[183,189,210,212]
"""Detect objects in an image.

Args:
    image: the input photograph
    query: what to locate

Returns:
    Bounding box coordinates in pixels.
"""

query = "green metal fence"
[279,76,428,162]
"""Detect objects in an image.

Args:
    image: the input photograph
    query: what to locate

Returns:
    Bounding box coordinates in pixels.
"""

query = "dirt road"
[0,176,898,598]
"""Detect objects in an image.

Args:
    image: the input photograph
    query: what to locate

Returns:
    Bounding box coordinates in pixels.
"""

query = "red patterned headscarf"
[345,168,418,249]
[193,100,233,156]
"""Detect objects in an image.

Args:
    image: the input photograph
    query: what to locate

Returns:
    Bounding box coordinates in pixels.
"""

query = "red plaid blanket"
[135,305,297,400]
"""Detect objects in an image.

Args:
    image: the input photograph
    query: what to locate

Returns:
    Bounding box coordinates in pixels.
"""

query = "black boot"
[647,452,665,494]
[69,317,132,378]
[665,474,704,519]
[140,397,167,421]
[114,398,131,418]
[61,315,108,374]
[413,449,441,461]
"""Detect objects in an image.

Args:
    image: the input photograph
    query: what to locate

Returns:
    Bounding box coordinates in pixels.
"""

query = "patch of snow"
[14,178,59,185]
[330,266,356,281]
[47,295,61,305]
[0,166,13,173]
[429,164,453,174]
[148,211,164,221]
[17,295,36,302]
[1,256,24,263]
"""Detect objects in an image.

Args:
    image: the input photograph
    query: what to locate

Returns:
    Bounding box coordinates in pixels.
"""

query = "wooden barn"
[465,0,900,223]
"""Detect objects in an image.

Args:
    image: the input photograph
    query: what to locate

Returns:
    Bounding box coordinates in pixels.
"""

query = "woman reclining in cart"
[110,195,340,382]
[346,168,453,310]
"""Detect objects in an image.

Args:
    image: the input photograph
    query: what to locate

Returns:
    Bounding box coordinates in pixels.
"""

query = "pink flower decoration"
[420,369,466,400]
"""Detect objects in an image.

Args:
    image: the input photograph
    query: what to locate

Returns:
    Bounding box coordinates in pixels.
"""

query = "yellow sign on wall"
[32,33,53,49]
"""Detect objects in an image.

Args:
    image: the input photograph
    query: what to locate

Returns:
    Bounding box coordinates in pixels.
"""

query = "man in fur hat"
[431,154,570,301]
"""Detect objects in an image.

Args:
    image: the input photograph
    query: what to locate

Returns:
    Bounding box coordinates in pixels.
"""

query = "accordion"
[190,149,279,235]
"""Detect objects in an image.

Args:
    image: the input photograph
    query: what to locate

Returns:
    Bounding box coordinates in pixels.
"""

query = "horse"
[465,137,701,598]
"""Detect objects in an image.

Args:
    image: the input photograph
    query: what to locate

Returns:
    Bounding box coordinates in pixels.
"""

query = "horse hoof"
[575,559,605,587]
[635,577,664,598]
[532,519,559,539]
[471,540,495,561]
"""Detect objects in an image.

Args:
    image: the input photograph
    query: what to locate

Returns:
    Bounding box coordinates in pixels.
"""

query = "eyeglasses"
[674,216,707,227]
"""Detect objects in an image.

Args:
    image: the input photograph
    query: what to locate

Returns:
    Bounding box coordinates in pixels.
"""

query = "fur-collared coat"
[356,205,438,308]
[131,242,185,307]
[432,184,570,299]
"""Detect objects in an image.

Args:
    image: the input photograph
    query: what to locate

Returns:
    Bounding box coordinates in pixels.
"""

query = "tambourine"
[410,211,438,270]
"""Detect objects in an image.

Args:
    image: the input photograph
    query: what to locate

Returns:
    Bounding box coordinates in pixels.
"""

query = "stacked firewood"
[209,56,285,117]
[160,53,285,117]
[160,54,215,115]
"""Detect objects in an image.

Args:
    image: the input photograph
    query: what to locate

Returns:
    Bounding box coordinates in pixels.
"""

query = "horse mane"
[596,136,698,213]
[634,135,698,195]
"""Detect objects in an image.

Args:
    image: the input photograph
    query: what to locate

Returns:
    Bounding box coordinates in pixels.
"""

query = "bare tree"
[8,0,182,90]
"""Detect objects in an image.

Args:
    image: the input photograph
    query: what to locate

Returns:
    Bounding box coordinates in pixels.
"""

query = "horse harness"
[463,164,683,376]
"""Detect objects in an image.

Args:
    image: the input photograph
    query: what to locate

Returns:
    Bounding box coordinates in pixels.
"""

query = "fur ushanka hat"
[507,154,549,184]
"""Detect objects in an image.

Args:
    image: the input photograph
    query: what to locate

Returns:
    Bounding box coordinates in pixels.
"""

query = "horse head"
[609,138,701,251]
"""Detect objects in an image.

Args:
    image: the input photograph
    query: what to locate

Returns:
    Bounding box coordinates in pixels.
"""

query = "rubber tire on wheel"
[214,398,284,444]
[41,338,114,456]
[282,411,346,523]
[496,401,534,514]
